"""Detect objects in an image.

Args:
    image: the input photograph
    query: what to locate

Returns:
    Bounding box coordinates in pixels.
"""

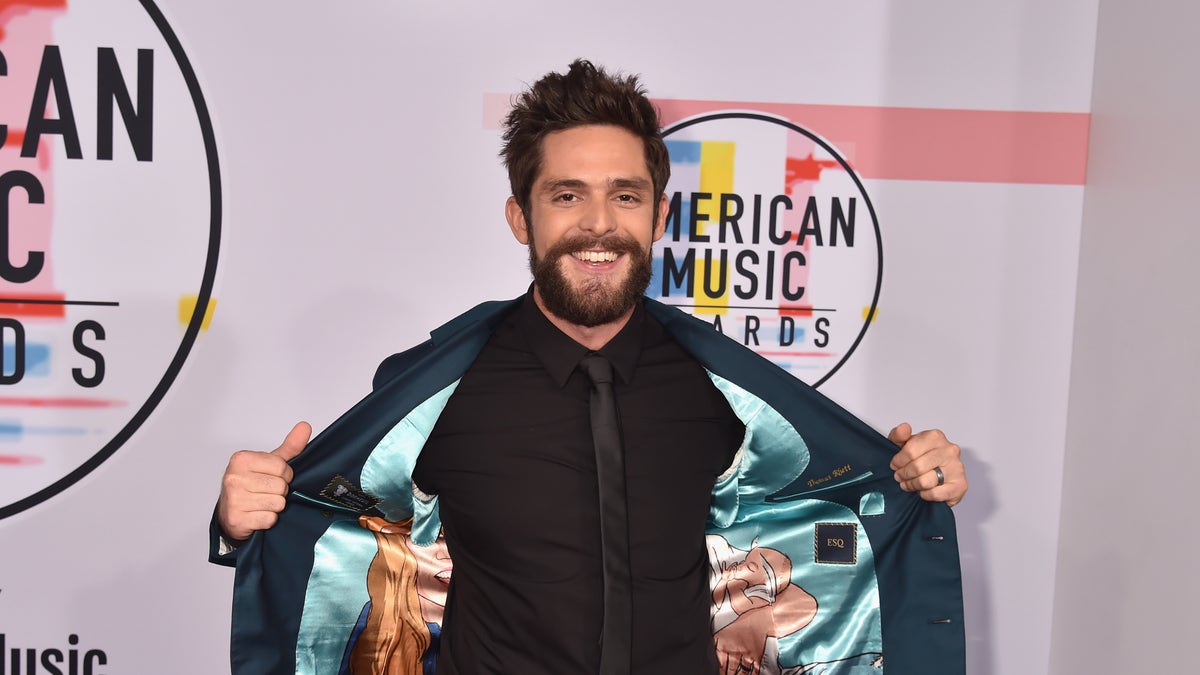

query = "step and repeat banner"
[0,1,1097,673]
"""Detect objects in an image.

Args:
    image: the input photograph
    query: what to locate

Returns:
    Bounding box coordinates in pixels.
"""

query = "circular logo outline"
[661,111,883,388]
[0,0,222,519]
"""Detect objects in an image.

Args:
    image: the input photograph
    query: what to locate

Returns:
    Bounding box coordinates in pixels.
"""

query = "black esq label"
[815,522,858,565]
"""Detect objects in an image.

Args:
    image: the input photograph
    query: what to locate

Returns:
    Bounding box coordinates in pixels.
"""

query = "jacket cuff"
[208,506,240,567]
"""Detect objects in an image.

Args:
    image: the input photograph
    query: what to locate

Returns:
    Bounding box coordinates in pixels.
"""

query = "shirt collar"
[516,291,645,388]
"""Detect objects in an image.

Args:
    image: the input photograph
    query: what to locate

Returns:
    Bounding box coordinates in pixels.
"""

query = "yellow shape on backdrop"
[695,140,735,317]
[179,294,217,330]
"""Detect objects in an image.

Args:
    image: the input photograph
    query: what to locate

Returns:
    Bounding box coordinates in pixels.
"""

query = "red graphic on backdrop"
[0,0,70,471]
[1,0,223,518]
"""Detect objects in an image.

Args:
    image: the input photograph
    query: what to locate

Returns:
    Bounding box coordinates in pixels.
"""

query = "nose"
[578,198,617,236]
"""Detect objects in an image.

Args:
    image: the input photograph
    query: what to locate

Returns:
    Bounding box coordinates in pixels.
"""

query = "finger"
[272,421,311,462]
[227,471,291,498]
[230,492,289,515]
[918,478,969,507]
[233,508,283,534]
[723,652,745,675]
[893,444,954,482]
[899,455,963,491]
[899,468,940,492]
[887,423,915,470]
[719,652,735,675]
[891,428,951,471]
[217,518,255,543]
[887,422,913,448]
[222,461,291,497]
[217,496,286,541]
[904,463,968,503]
[248,472,290,497]
[896,441,961,483]
[226,448,291,479]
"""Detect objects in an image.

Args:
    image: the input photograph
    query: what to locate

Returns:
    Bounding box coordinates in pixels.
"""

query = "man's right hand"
[216,421,311,542]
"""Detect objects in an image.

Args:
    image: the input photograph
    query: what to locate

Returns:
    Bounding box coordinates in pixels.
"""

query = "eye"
[555,192,580,203]
[615,193,641,204]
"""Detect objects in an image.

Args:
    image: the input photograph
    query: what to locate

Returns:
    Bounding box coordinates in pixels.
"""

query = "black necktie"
[578,353,632,674]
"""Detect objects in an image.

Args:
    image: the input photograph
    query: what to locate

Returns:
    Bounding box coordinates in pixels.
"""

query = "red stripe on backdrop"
[484,94,1090,185]
[0,455,42,465]
[0,293,68,318]
[0,1,68,44]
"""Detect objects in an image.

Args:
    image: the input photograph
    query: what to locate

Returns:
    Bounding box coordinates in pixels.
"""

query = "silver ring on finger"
[934,466,945,487]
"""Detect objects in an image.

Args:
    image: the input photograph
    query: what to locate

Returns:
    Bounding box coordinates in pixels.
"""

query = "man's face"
[506,124,668,328]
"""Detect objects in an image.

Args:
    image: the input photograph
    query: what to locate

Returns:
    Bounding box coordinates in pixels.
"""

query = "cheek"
[624,213,660,245]
[539,233,564,255]
[527,216,568,253]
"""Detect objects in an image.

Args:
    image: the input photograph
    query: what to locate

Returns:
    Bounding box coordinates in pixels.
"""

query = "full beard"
[529,234,653,328]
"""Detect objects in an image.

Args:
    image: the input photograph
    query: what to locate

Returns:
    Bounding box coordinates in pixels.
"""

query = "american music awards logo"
[655,112,881,387]
[0,0,220,518]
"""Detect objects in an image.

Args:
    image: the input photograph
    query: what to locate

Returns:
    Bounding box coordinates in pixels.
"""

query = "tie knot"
[579,353,614,386]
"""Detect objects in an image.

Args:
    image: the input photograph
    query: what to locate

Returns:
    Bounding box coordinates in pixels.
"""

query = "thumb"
[272,421,311,461]
[887,421,913,447]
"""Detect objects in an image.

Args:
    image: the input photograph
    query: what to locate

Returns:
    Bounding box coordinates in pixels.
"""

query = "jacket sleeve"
[208,506,239,567]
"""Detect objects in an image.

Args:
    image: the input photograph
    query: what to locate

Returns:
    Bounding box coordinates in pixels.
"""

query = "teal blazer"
[210,295,965,674]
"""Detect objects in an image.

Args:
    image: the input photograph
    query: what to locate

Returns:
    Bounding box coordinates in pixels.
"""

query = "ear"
[651,193,669,242]
[506,196,530,245]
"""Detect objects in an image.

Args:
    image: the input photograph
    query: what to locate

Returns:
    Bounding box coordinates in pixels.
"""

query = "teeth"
[573,251,618,263]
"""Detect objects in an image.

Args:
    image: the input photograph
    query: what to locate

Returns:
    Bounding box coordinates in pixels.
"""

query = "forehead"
[535,124,650,185]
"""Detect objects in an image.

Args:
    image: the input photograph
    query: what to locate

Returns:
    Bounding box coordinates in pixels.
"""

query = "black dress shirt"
[413,294,744,674]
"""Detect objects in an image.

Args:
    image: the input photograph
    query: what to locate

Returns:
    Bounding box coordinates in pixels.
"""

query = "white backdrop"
[0,2,1100,673]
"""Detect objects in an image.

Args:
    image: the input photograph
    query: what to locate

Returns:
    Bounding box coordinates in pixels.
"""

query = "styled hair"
[501,59,671,218]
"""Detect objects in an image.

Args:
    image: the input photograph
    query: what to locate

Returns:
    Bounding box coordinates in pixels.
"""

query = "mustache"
[543,235,646,259]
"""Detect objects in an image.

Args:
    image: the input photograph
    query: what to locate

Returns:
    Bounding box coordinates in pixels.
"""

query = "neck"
[532,286,633,351]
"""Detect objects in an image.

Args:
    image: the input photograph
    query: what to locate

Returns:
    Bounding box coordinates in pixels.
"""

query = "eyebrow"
[538,177,653,193]
[609,177,653,191]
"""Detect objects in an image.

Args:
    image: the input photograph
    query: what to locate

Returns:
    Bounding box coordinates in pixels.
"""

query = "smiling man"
[508,123,666,345]
[211,60,968,675]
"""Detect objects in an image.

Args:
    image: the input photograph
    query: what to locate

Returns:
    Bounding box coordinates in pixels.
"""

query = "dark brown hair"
[501,59,670,218]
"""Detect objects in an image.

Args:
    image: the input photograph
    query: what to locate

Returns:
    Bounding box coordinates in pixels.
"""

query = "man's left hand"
[888,423,968,507]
